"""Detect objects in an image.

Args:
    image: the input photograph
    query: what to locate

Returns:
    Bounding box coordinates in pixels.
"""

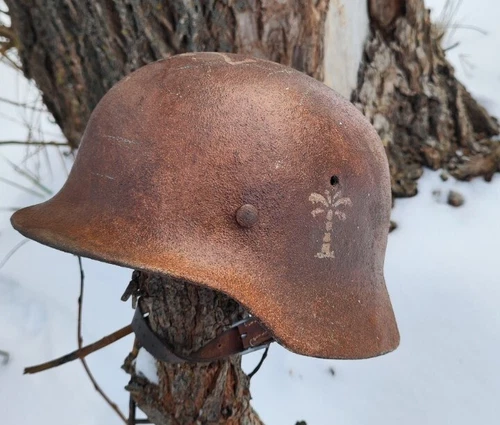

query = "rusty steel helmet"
[11,52,399,360]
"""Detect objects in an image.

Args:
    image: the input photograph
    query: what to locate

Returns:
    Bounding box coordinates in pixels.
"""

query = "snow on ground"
[247,170,500,425]
[0,1,499,424]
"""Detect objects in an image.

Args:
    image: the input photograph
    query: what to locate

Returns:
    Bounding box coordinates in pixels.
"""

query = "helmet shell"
[11,53,399,359]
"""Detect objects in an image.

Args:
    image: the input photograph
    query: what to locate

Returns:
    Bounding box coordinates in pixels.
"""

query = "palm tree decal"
[309,187,353,259]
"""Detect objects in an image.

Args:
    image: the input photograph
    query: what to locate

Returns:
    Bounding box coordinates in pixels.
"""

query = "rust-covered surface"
[11,53,399,359]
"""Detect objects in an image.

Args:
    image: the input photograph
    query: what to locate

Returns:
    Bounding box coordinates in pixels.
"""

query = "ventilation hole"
[330,175,339,186]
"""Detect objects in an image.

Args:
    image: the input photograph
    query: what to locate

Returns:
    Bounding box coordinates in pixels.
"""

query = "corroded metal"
[236,204,259,228]
[11,52,399,359]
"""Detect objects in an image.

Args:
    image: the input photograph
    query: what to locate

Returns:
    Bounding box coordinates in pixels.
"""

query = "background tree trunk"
[357,0,499,196]
[5,0,328,148]
[4,0,499,423]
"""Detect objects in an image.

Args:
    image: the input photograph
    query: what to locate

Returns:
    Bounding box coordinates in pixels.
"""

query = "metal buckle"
[232,317,270,355]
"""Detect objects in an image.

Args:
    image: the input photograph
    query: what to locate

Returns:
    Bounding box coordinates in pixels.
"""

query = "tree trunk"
[121,271,262,425]
[356,0,499,197]
[4,0,499,423]
[5,0,328,149]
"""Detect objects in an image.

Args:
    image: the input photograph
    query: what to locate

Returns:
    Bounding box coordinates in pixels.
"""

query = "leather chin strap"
[131,304,274,363]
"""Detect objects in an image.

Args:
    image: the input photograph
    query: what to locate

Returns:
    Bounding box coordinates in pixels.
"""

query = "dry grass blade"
[447,24,488,36]
[434,0,487,55]
[76,256,128,424]
[438,0,464,31]
[2,155,53,194]
[0,176,45,198]
[0,238,29,270]
[434,0,464,44]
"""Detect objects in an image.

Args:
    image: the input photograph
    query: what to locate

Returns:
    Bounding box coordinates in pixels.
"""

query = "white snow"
[135,348,160,385]
[1,1,499,424]
[245,170,500,425]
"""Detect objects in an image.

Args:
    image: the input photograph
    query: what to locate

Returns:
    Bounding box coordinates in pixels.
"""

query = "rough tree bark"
[4,0,499,424]
[357,0,499,196]
[5,0,328,148]
[121,271,262,425]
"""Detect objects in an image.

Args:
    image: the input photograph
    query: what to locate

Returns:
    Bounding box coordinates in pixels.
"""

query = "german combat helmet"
[11,53,399,360]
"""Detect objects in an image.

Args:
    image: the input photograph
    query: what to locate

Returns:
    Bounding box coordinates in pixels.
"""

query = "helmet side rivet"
[235,204,259,228]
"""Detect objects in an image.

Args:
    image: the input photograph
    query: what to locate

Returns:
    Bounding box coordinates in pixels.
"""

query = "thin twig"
[0,24,15,40]
[3,156,52,194]
[76,256,128,424]
[248,345,270,379]
[23,324,133,374]
[0,52,22,71]
[0,110,36,127]
[0,140,69,147]
[0,239,29,270]
[0,96,48,112]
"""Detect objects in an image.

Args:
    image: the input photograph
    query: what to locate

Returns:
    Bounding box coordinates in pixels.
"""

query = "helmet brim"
[11,198,400,360]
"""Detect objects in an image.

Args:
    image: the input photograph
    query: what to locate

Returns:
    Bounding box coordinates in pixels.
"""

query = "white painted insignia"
[309,187,353,259]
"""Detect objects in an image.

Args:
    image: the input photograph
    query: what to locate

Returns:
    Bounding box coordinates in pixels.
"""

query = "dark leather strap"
[131,304,274,363]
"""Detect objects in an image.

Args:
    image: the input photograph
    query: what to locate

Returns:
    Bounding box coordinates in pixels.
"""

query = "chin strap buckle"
[131,303,274,363]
